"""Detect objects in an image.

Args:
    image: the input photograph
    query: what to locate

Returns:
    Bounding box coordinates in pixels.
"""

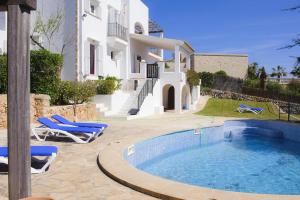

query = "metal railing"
[137,78,158,109]
[107,23,128,41]
[147,64,159,78]
[279,102,300,122]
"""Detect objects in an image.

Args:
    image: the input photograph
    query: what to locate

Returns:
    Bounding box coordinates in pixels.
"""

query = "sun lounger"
[51,114,108,129]
[0,146,57,174]
[237,104,264,115]
[32,117,103,144]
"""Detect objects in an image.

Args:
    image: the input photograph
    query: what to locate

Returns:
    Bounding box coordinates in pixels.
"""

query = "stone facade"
[192,53,248,79]
[0,94,97,129]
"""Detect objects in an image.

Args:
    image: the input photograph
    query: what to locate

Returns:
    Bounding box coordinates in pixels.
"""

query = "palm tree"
[291,65,300,78]
[271,65,287,79]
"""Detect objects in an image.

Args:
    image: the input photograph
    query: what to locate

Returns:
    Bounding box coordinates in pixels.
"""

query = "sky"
[143,0,300,75]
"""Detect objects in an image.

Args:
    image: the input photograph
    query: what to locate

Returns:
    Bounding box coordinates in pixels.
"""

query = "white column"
[175,84,182,112]
[186,54,191,70]
[159,32,164,58]
[175,45,181,73]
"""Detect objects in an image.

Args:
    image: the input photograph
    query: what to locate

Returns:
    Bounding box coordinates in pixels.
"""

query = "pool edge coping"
[97,121,300,200]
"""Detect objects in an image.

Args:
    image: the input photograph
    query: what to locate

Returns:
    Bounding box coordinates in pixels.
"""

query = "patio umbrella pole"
[0,1,36,199]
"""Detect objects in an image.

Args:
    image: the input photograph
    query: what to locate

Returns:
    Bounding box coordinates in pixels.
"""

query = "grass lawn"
[197,98,280,120]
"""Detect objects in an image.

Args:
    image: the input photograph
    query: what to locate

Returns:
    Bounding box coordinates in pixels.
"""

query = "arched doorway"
[163,84,175,111]
[181,85,190,110]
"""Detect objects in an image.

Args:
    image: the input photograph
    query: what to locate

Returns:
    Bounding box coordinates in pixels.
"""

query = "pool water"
[135,130,300,195]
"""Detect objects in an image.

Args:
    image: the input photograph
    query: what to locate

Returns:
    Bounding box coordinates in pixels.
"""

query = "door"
[168,86,175,110]
[90,44,95,75]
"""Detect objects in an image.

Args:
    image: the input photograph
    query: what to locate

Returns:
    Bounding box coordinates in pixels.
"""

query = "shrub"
[266,81,283,93]
[0,55,7,94]
[214,70,227,77]
[187,70,200,88]
[199,72,214,88]
[243,79,260,89]
[201,87,212,95]
[96,76,121,95]
[0,50,63,103]
[30,50,63,104]
[57,80,97,104]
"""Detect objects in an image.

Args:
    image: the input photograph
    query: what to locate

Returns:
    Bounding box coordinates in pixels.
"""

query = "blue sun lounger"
[51,114,108,129]
[0,146,57,174]
[32,117,103,143]
[237,104,264,115]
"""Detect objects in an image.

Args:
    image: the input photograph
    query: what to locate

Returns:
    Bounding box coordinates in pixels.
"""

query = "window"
[111,51,114,60]
[85,0,101,18]
[90,4,95,14]
[90,44,96,75]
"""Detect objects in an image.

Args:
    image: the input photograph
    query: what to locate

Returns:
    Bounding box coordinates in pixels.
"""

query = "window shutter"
[84,40,90,76]
[97,45,103,76]
[97,2,102,19]
[84,0,90,13]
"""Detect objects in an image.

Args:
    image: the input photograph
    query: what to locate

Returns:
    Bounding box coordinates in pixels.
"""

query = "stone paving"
[0,110,228,200]
[0,96,225,199]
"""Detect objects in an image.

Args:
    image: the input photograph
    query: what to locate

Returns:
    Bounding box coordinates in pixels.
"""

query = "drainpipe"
[75,0,80,81]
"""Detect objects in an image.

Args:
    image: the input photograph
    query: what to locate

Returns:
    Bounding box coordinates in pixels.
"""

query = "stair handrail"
[137,78,158,109]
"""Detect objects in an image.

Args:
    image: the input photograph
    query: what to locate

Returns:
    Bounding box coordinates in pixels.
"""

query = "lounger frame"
[0,153,57,174]
[32,127,103,144]
[237,107,263,115]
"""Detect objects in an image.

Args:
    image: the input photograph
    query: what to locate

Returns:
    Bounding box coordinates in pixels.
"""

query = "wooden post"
[0,1,36,200]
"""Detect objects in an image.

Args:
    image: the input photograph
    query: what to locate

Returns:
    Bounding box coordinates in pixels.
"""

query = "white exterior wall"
[0,12,7,55]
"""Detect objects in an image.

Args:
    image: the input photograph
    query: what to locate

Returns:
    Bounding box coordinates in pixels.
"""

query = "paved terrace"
[0,108,233,199]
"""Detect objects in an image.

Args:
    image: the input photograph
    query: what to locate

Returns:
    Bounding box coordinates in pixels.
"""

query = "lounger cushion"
[240,104,264,112]
[51,115,108,129]
[38,117,101,133]
[0,146,57,158]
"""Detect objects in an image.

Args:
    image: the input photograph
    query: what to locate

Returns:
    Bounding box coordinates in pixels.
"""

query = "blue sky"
[143,0,300,75]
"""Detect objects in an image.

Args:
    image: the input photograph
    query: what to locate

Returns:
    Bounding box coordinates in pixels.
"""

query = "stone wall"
[0,94,97,129]
[201,89,300,113]
[192,53,248,79]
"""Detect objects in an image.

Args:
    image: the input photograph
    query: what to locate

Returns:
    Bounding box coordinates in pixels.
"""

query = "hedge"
[0,50,63,104]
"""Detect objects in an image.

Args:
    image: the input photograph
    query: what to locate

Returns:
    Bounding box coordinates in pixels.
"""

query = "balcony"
[107,23,128,41]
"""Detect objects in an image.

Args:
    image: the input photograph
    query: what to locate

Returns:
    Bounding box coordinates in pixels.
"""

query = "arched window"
[134,22,144,34]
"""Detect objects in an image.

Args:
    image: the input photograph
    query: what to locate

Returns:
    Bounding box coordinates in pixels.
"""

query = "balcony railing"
[107,23,128,41]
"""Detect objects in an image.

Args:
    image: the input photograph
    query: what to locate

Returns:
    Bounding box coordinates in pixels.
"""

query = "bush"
[96,76,121,95]
[214,70,227,77]
[0,50,63,103]
[199,72,214,88]
[287,79,300,95]
[30,50,63,104]
[201,87,212,95]
[57,81,97,105]
[187,70,200,88]
[0,55,7,94]
[266,81,283,93]
[243,79,260,89]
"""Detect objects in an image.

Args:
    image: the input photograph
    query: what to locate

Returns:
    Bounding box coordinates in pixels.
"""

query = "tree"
[214,70,227,77]
[291,65,300,78]
[187,70,200,104]
[282,5,300,66]
[58,81,97,120]
[271,65,287,79]
[31,9,75,55]
[247,62,259,80]
[259,67,267,90]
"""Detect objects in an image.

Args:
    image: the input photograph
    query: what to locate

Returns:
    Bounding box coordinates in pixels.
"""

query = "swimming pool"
[124,120,300,195]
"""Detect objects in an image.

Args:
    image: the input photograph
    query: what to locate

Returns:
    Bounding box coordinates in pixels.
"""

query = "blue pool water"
[125,120,300,195]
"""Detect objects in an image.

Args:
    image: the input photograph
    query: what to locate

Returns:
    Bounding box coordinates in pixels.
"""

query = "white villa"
[0,0,201,119]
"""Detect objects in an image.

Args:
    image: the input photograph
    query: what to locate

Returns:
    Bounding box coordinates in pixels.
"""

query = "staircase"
[108,80,146,117]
